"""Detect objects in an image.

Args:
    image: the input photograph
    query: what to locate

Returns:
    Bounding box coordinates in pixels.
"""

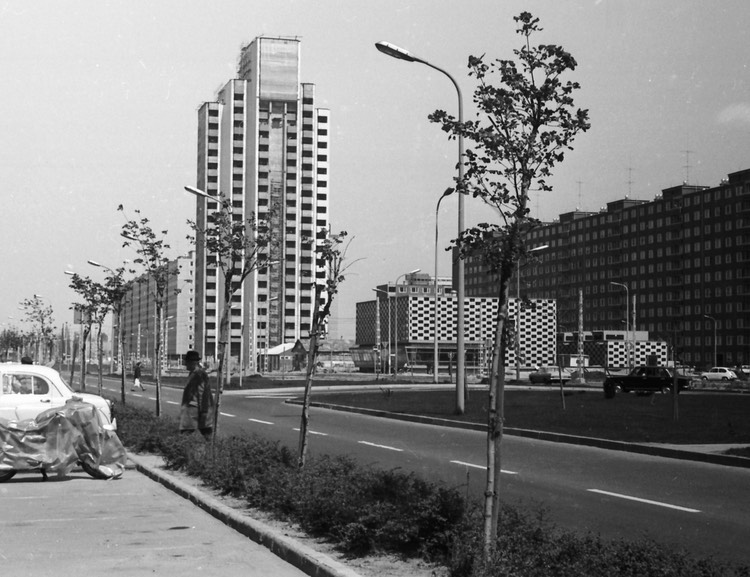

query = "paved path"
[0,459,355,577]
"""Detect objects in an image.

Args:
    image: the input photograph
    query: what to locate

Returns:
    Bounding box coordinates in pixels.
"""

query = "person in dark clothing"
[179,350,214,439]
[131,361,145,391]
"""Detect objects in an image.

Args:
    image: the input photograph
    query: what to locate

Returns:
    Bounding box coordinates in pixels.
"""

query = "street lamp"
[610,282,631,369]
[376,41,466,412]
[703,314,717,367]
[434,188,453,384]
[515,245,549,381]
[393,269,420,377]
[373,288,392,376]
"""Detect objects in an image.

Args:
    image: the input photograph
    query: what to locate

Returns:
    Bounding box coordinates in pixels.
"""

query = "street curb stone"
[128,454,363,577]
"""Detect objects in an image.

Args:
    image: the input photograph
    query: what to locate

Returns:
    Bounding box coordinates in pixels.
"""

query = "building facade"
[117,253,195,368]
[192,37,330,369]
[355,273,558,373]
[462,168,750,369]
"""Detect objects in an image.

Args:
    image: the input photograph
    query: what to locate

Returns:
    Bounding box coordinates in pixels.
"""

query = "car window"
[1,373,50,395]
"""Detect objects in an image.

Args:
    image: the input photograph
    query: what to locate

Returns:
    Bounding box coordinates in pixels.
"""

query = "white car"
[700,367,738,382]
[0,364,114,427]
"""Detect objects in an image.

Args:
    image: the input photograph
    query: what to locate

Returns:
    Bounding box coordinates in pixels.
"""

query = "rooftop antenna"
[626,165,634,196]
[576,180,583,209]
[683,135,693,184]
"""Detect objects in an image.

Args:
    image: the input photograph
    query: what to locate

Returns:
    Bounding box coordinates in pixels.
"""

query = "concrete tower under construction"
[192,37,330,369]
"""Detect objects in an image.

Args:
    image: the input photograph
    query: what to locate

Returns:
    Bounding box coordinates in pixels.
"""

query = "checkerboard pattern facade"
[357,296,558,368]
[607,340,668,368]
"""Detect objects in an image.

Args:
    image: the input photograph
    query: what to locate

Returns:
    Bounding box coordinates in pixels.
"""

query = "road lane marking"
[587,489,700,513]
[358,441,403,452]
[450,460,518,475]
[293,428,328,436]
[248,418,274,425]
[166,401,179,405]
[220,412,235,418]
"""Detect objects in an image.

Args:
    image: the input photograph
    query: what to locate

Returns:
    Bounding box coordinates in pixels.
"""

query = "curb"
[128,454,363,577]
[294,400,750,470]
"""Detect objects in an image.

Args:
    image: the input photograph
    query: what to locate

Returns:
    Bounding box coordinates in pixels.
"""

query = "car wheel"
[701,376,708,381]
[721,377,728,381]
[0,469,17,482]
[661,386,671,394]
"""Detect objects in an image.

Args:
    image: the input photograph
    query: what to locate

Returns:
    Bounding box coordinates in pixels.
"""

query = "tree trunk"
[298,330,318,469]
[212,299,231,438]
[118,308,126,404]
[483,296,509,556]
[96,324,104,396]
[154,304,163,417]
[80,327,89,392]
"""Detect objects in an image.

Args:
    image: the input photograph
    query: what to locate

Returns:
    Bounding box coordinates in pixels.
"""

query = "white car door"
[0,372,59,421]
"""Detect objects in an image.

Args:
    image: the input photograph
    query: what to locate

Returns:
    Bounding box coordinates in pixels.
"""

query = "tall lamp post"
[393,269,420,377]
[373,288,392,375]
[703,314,717,367]
[434,188,453,384]
[610,282,631,369]
[375,41,466,413]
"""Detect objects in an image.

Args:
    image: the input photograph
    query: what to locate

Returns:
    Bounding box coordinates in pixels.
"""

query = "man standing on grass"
[179,350,214,439]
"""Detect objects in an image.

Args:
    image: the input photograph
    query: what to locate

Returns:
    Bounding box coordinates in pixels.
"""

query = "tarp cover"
[0,400,127,479]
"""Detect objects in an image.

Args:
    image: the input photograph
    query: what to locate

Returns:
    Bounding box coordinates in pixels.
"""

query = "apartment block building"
[353,273,558,373]
[117,253,195,367]
[462,168,750,368]
[192,37,330,368]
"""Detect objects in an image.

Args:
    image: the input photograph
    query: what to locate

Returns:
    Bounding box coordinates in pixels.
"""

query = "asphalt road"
[100,377,750,567]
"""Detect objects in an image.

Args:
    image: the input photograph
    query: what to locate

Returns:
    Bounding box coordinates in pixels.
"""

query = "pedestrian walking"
[179,350,214,439]
[132,361,145,391]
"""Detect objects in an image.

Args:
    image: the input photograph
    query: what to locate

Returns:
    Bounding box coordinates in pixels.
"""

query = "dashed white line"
[358,441,403,452]
[588,489,700,513]
[248,418,274,425]
[220,412,235,418]
[166,401,179,405]
[292,428,328,436]
[450,460,518,475]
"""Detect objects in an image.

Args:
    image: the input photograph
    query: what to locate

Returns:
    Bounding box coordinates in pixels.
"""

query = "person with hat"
[179,350,214,439]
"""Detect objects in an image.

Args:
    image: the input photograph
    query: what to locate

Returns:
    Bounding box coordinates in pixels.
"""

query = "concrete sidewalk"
[0,457,360,577]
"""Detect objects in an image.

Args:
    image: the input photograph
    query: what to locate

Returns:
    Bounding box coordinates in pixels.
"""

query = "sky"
[1,0,749,342]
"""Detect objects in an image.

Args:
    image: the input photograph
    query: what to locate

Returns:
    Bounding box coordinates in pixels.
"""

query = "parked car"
[529,366,572,385]
[700,367,738,382]
[603,365,692,396]
[0,363,114,426]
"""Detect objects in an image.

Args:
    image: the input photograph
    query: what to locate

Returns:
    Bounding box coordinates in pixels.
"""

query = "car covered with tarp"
[0,400,127,482]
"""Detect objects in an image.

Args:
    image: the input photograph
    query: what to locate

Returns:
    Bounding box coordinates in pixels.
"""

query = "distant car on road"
[603,365,691,396]
[529,366,572,385]
[0,363,114,426]
[700,367,738,381]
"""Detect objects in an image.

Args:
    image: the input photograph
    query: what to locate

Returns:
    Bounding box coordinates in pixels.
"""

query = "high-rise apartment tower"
[192,37,330,369]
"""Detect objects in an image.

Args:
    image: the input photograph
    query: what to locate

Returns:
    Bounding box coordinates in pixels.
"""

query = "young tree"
[297,230,356,469]
[429,12,590,553]
[120,206,178,417]
[100,267,131,404]
[66,275,106,393]
[186,189,278,437]
[19,295,55,364]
